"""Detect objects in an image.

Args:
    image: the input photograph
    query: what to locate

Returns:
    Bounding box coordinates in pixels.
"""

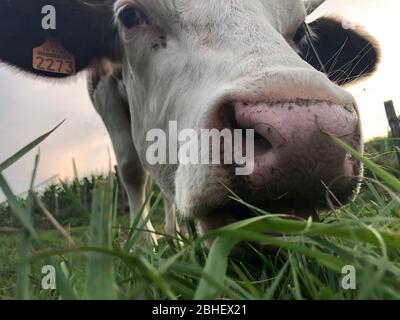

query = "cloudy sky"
[0,0,399,200]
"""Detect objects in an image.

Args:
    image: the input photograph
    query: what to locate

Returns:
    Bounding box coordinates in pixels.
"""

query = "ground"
[0,134,400,300]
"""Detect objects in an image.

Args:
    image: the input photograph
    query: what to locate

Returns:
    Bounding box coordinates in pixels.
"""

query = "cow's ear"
[0,0,117,78]
[302,17,380,85]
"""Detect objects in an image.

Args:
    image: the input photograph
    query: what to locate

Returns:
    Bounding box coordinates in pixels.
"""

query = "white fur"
[91,0,357,232]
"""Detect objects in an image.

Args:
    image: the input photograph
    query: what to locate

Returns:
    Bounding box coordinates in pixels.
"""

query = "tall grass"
[1,126,400,300]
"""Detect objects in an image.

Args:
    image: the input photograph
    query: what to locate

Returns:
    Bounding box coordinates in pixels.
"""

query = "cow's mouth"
[197,200,320,234]
[196,200,322,258]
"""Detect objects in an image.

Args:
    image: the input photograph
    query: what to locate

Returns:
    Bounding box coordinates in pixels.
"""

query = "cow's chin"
[197,201,315,240]
[197,201,320,234]
[193,198,343,259]
[193,201,322,259]
[179,171,361,233]
[175,155,361,256]
[177,170,359,218]
[175,170,361,258]
[189,175,360,257]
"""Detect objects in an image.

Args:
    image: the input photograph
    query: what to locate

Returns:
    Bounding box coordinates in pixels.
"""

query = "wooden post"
[72,157,79,181]
[384,100,400,166]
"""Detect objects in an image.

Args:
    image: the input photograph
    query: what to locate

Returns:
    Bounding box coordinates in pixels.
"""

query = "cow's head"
[0,0,380,233]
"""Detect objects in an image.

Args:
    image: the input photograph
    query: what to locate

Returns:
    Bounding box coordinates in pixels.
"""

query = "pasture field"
[1,129,400,300]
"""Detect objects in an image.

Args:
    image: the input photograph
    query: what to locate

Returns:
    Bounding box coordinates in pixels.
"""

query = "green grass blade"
[264,260,290,300]
[0,173,38,239]
[288,251,303,300]
[231,262,262,299]
[212,216,400,249]
[194,237,237,300]
[52,259,79,300]
[124,191,162,253]
[330,134,400,192]
[195,207,400,300]
[0,121,64,172]
[85,179,117,300]
[16,152,40,300]
[16,236,31,300]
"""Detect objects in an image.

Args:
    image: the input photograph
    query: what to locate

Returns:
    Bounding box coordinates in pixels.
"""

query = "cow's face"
[113,0,377,229]
[0,0,379,233]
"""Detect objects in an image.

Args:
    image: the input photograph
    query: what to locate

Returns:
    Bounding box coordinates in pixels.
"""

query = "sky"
[0,0,399,200]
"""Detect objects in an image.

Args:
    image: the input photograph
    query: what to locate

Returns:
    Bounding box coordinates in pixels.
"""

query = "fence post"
[384,100,400,166]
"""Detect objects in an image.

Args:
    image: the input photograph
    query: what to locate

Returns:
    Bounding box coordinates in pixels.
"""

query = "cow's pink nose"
[231,100,361,201]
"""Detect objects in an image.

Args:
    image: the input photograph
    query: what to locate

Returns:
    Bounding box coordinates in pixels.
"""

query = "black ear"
[301,17,380,85]
[0,0,117,78]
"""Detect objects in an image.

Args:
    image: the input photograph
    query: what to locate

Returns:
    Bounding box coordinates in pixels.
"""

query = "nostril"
[233,103,286,150]
[212,102,275,158]
[253,131,273,157]
[230,106,274,157]
[252,123,287,149]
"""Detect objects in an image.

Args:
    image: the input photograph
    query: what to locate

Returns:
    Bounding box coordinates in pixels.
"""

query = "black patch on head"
[0,0,117,78]
[301,17,380,85]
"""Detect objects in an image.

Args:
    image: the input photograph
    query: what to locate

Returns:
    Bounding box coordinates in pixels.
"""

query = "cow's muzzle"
[200,99,362,233]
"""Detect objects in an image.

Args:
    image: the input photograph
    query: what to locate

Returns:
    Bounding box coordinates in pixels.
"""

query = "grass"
[0,127,400,300]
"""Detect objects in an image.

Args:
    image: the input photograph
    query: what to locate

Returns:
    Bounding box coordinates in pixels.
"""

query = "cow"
[0,0,379,239]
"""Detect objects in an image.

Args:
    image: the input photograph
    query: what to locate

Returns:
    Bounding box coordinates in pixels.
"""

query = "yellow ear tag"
[32,39,76,75]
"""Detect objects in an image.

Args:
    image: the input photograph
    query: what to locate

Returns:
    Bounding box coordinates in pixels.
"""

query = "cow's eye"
[117,6,148,29]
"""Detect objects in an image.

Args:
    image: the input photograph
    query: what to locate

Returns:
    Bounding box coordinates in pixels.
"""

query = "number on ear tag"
[32,39,76,75]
